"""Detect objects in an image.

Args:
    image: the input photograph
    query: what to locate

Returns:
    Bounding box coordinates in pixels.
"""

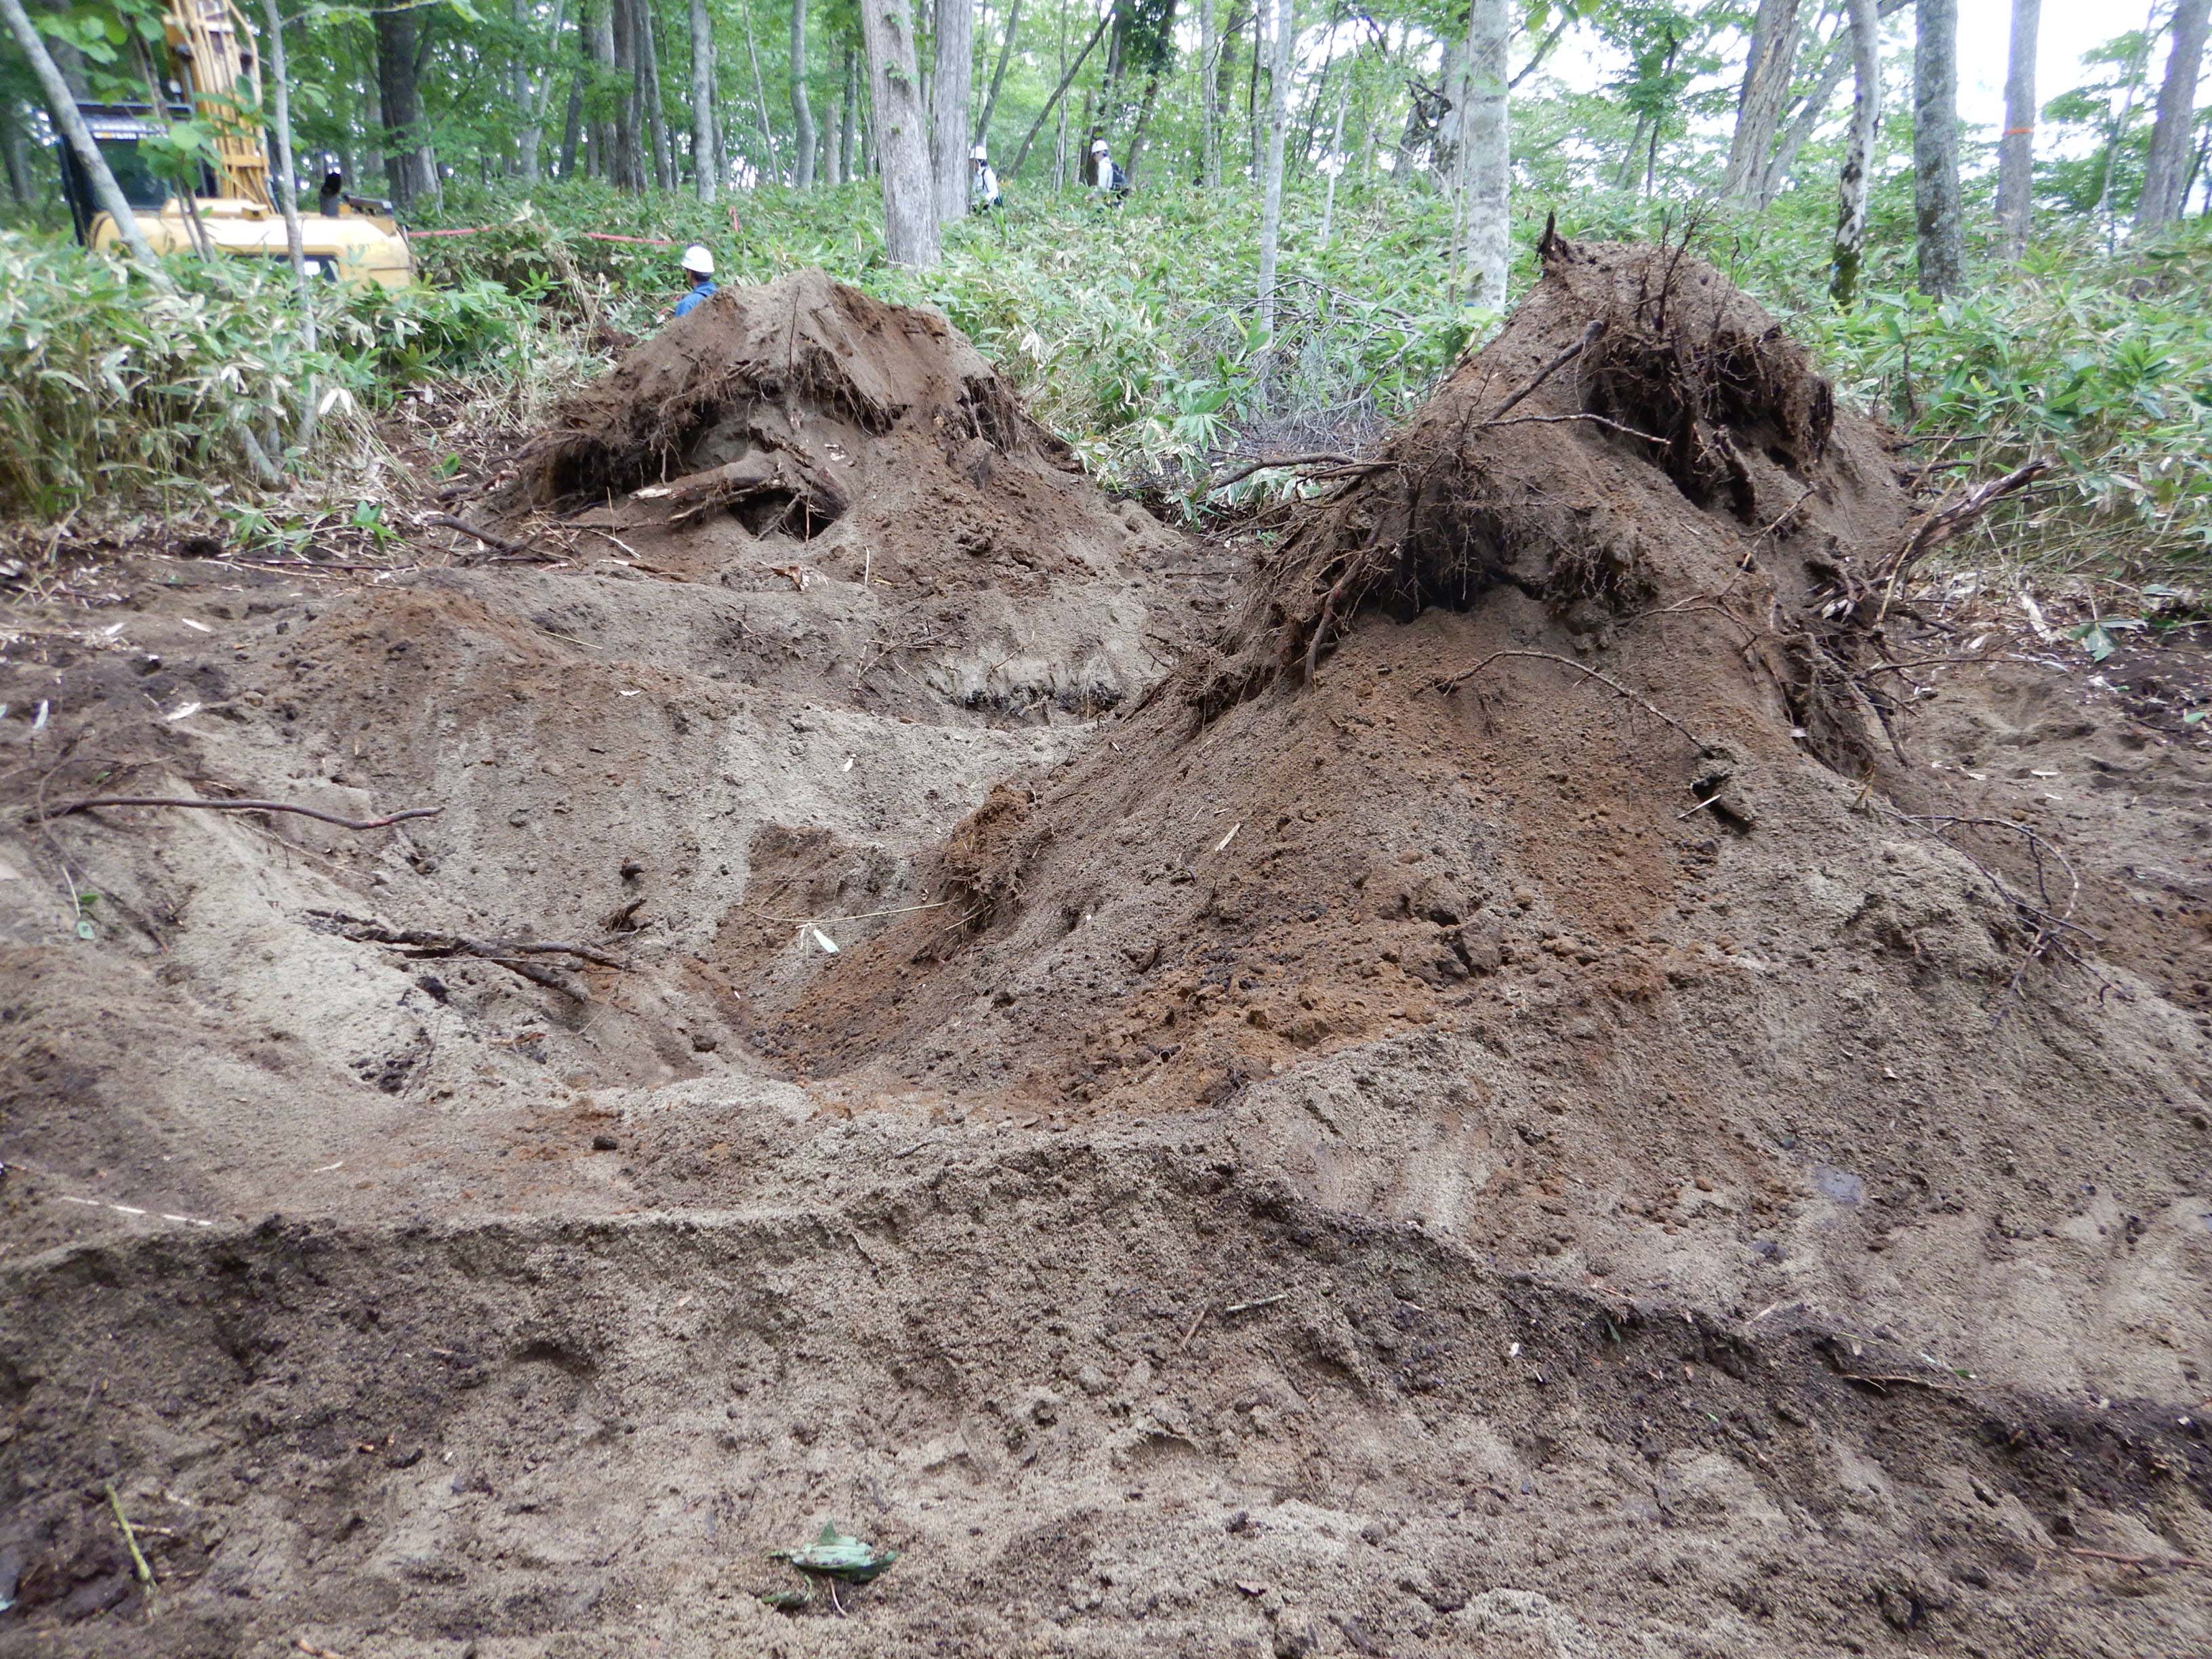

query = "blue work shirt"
[672,279,717,318]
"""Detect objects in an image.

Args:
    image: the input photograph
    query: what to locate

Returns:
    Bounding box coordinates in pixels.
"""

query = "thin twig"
[106,1483,157,1598]
[323,916,628,970]
[36,796,443,832]
[2066,1547,2211,1575]
[1223,1292,1290,1317]
[1477,411,1667,445]
[1433,651,1706,749]
[1486,319,1603,422]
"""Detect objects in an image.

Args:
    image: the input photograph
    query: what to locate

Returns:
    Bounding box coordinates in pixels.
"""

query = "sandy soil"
[1,256,2207,1659]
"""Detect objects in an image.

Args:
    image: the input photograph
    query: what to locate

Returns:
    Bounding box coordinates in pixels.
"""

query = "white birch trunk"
[1199,0,1221,188]
[1255,0,1291,344]
[1829,0,1881,305]
[1463,0,1511,310]
[790,0,816,187]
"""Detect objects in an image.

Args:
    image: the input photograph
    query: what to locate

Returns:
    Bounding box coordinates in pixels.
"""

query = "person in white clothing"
[1089,138,1129,201]
[970,143,1002,211]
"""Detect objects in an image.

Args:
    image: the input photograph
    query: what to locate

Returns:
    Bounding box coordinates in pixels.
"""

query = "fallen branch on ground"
[422,513,541,560]
[323,915,628,970]
[1432,650,1707,750]
[35,796,443,832]
[1202,453,1393,495]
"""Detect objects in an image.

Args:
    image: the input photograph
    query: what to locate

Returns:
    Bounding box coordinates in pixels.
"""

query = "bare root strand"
[1485,319,1604,423]
[1866,458,2051,626]
[1432,650,1708,750]
[35,796,444,832]
[422,513,541,561]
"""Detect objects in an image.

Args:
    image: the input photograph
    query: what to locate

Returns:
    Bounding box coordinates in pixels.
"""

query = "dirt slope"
[1,257,2207,1659]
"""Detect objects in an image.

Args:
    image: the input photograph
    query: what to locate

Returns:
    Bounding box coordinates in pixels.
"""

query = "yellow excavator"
[59,0,413,288]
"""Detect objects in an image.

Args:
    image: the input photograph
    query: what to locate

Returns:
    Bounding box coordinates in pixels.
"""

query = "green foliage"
[0,230,541,517]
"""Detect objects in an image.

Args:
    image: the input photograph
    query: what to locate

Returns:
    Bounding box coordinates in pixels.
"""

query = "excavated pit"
[1,252,2208,1658]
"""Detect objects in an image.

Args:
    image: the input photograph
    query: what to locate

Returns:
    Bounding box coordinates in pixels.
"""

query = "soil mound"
[740,238,2209,1405]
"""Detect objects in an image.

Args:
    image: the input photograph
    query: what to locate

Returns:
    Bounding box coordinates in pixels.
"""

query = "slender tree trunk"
[641,0,675,188]
[1761,14,1862,202]
[1830,0,1881,305]
[790,0,817,186]
[586,0,617,176]
[930,0,972,222]
[1256,0,1290,344]
[1246,0,1261,175]
[2090,14,2152,244]
[977,0,1020,140]
[560,66,586,175]
[838,44,858,178]
[1317,59,1348,241]
[518,0,569,180]
[259,0,318,451]
[374,2,438,205]
[861,0,940,264]
[1009,2,1112,174]
[742,0,781,178]
[2139,0,2212,226]
[1,91,35,204]
[1462,0,1510,307]
[1994,0,2039,257]
[1912,0,1962,294]
[689,0,719,197]
[1199,0,1221,186]
[1722,0,1803,200]
[2,0,163,263]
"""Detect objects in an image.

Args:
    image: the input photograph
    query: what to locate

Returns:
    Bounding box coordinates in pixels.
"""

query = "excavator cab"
[56,0,415,289]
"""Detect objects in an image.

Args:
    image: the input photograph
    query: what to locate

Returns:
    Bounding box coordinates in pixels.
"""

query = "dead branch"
[422,513,539,560]
[1203,452,1368,495]
[1486,319,1603,423]
[1433,650,1707,750]
[35,796,443,832]
[1868,459,2051,626]
[323,916,628,970]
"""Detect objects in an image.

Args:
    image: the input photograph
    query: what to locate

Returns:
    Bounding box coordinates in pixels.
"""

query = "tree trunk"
[583,0,619,180]
[1462,0,1509,308]
[1830,0,1881,305]
[790,0,817,186]
[374,1,438,206]
[1199,0,1221,186]
[741,0,781,178]
[861,0,940,264]
[1759,14,1855,203]
[838,44,858,178]
[1316,58,1348,241]
[930,0,972,222]
[1255,0,1290,344]
[1009,2,1112,175]
[977,0,1020,141]
[2139,0,2211,227]
[1911,0,1962,294]
[1993,0,2039,257]
[1,0,163,264]
[0,93,34,205]
[560,66,586,176]
[640,1,674,188]
[517,0,568,180]
[690,0,718,197]
[1721,0,1803,200]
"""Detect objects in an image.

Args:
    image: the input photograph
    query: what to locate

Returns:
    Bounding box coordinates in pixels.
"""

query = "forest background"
[1,0,2209,613]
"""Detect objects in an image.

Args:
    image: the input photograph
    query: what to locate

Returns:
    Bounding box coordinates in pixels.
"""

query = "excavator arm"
[163,0,270,208]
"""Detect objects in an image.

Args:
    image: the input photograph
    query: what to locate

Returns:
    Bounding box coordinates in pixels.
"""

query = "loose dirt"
[1,251,2207,1659]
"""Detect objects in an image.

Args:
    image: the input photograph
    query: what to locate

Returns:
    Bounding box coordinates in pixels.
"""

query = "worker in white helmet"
[1089,138,1129,201]
[672,244,718,320]
[970,142,1002,211]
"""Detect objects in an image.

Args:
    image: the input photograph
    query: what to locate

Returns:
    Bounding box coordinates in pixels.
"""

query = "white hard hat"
[971,142,989,161]
[680,243,714,275]
[1091,138,1109,154]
